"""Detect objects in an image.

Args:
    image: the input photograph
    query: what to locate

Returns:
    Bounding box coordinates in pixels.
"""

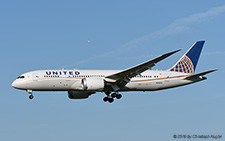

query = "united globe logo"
[170,55,194,73]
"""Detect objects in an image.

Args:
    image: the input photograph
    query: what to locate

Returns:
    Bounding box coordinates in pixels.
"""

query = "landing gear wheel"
[103,97,108,102]
[29,95,34,99]
[116,94,122,99]
[103,92,122,103]
[108,98,114,103]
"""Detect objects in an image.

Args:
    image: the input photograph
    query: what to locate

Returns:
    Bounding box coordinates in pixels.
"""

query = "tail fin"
[169,41,205,74]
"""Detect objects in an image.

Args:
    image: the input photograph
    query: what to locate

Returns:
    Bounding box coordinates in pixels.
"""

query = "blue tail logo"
[169,41,205,73]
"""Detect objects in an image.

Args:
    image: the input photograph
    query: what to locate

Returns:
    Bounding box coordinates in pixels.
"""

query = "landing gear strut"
[26,89,34,100]
[103,92,122,103]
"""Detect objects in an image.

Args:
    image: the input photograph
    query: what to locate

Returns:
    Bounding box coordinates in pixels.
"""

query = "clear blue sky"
[1,1,224,140]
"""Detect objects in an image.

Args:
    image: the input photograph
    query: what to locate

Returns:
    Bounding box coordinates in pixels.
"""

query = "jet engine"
[68,91,95,99]
[81,78,105,91]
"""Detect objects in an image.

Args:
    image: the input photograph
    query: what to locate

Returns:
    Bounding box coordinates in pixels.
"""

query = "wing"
[104,49,182,91]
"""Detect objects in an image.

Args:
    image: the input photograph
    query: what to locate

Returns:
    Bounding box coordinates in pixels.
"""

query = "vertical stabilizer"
[169,41,205,73]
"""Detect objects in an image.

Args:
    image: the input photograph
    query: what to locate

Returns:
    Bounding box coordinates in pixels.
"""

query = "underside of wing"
[104,49,181,91]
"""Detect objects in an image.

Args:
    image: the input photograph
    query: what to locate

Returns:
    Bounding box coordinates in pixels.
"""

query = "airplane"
[11,41,217,103]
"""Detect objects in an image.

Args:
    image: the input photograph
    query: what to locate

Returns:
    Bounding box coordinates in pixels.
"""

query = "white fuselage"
[11,69,198,92]
[11,41,214,102]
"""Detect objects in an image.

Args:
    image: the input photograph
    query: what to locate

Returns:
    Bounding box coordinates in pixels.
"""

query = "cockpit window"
[17,76,25,79]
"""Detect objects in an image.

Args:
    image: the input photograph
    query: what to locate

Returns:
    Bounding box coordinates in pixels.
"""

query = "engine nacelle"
[68,91,95,99]
[81,78,105,91]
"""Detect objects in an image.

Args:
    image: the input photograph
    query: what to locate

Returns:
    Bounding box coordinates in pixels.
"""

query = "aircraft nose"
[11,80,18,88]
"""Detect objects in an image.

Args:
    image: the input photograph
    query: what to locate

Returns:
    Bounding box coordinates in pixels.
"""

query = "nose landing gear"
[103,92,122,103]
[26,89,34,100]
[29,95,34,99]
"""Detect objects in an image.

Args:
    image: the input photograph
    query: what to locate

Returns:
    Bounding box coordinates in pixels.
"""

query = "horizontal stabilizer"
[185,69,218,80]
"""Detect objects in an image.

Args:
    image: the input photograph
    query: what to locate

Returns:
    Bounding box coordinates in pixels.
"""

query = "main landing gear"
[103,92,122,103]
[26,89,34,100]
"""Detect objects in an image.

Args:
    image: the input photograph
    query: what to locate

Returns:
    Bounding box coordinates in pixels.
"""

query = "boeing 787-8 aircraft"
[12,41,217,103]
